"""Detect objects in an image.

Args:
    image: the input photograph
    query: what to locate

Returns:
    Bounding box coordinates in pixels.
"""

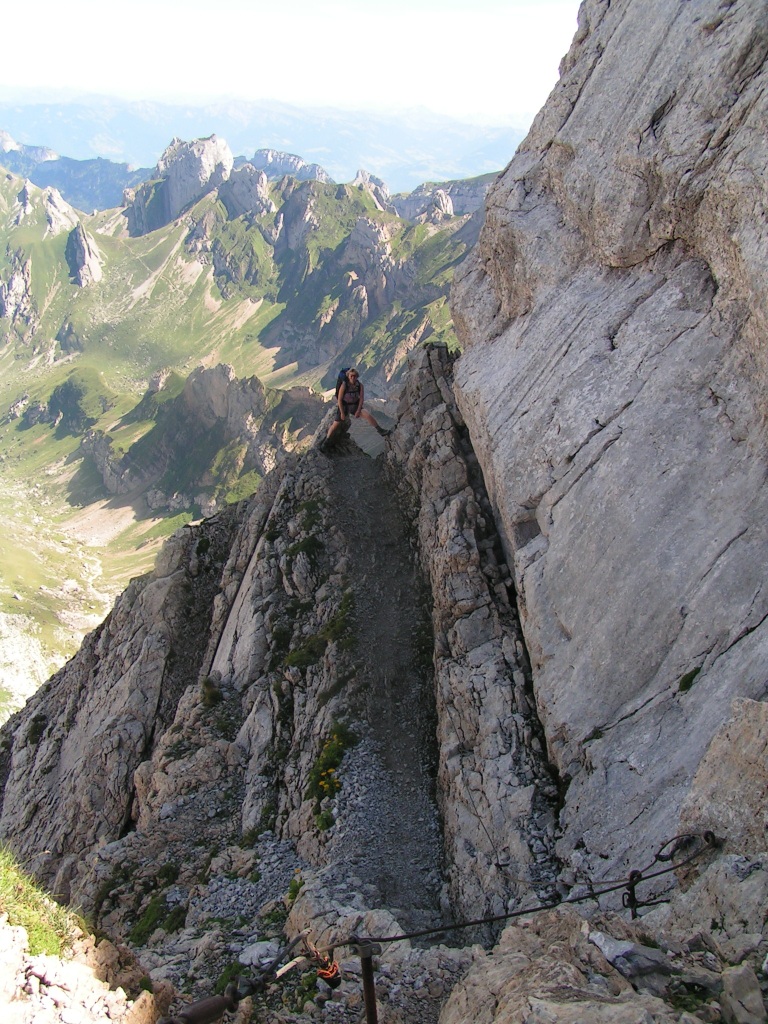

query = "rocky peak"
[250,148,333,184]
[65,223,103,287]
[218,162,275,219]
[342,218,397,315]
[421,187,453,223]
[391,177,492,221]
[80,363,325,515]
[0,129,20,153]
[157,134,233,219]
[0,130,57,162]
[0,249,36,341]
[13,181,34,223]
[124,135,234,235]
[42,187,79,237]
[351,168,390,211]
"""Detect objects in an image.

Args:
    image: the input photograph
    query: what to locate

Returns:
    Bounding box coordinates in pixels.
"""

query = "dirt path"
[326,428,445,936]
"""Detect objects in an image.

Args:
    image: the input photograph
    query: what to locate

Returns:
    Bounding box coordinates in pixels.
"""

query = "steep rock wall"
[451,0,768,885]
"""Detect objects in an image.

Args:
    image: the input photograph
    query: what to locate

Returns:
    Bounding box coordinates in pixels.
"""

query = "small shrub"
[285,591,354,669]
[259,801,277,831]
[678,667,702,693]
[305,722,358,809]
[157,862,179,885]
[199,844,220,882]
[318,669,356,708]
[273,681,294,727]
[286,535,324,562]
[128,893,167,945]
[214,711,239,740]
[315,809,334,831]
[27,714,47,745]
[240,828,259,848]
[262,903,288,928]
[91,864,130,922]
[167,739,193,760]
[285,969,318,1012]
[214,961,243,995]
[201,675,223,707]
[287,874,304,902]
[163,904,187,933]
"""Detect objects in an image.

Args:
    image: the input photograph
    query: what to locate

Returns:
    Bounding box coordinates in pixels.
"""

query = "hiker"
[320,368,390,450]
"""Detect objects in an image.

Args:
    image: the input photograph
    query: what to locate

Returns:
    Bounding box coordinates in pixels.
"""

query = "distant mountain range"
[0,130,494,690]
[0,94,524,195]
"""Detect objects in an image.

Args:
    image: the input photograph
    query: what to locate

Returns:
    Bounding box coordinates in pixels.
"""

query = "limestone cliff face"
[65,223,103,287]
[124,135,234,235]
[218,164,276,219]
[0,502,248,893]
[0,345,551,955]
[0,250,36,338]
[451,0,768,885]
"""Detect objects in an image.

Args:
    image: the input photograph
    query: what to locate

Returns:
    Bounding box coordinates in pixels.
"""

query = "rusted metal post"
[352,939,381,1024]
[623,870,643,919]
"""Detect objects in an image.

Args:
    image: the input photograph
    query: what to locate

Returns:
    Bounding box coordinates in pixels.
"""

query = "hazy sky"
[6,0,581,127]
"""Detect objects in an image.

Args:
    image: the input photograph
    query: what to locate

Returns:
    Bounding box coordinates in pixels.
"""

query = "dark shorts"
[334,407,355,423]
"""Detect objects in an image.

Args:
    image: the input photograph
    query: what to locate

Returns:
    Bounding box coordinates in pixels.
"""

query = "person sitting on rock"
[320,368,390,450]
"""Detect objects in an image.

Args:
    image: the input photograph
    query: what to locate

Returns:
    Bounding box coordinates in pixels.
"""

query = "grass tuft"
[0,845,75,956]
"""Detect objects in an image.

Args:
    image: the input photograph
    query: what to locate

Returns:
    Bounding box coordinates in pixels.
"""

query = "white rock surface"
[219,163,275,218]
[392,178,491,221]
[157,135,233,222]
[250,148,333,184]
[65,223,102,287]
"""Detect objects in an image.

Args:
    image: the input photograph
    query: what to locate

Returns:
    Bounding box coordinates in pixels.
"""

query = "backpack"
[335,367,351,397]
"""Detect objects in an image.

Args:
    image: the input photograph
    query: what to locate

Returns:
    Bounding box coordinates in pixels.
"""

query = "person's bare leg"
[359,410,389,435]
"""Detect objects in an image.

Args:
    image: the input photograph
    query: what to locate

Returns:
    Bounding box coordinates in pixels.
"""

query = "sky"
[4,0,582,129]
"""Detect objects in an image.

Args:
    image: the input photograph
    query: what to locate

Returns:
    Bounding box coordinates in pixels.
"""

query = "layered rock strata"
[1,345,768,1022]
[451,0,768,889]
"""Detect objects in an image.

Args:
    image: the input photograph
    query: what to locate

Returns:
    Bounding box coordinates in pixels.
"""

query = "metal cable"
[319,830,717,948]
